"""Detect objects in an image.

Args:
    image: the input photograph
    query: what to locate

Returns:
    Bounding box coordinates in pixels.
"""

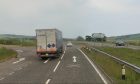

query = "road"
[0,45,108,84]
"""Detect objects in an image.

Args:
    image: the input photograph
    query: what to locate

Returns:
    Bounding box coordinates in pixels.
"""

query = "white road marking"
[61,53,64,59]
[15,67,22,71]
[44,59,49,63]
[13,60,20,64]
[16,50,23,53]
[19,58,25,61]
[73,56,77,63]
[12,58,25,64]
[9,72,15,75]
[79,49,108,84]
[0,77,5,81]
[17,67,22,70]
[53,61,61,72]
[45,79,51,84]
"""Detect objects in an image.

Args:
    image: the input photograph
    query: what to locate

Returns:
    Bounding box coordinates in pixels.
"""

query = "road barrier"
[92,48,140,74]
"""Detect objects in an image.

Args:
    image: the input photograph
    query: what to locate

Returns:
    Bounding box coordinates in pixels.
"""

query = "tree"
[85,35,92,41]
[76,36,84,41]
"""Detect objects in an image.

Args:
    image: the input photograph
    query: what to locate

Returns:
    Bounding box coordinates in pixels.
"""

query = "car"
[115,40,125,46]
[67,42,73,47]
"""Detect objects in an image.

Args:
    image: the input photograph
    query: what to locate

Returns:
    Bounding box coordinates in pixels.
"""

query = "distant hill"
[0,34,35,39]
[108,33,140,41]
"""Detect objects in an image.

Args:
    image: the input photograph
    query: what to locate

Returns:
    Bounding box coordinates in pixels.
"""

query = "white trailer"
[36,29,63,59]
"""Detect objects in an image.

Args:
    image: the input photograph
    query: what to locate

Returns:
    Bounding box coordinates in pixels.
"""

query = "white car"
[67,42,73,47]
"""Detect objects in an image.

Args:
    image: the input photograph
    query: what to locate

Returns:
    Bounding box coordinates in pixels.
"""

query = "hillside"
[108,33,140,41]
[0,34,35,39]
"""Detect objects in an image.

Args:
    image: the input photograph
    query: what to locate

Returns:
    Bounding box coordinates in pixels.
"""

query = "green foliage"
[127,40,140,46]
[81,48,140,84]
[0,47,17,61]
[76,36,84,41]
[0,38,36,46]
[85,35,92,41]
[97,47,140,67]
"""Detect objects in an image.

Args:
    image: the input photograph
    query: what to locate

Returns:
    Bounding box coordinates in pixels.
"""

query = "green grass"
[0,47,17,62]
[0,38,36,46]
[127,40,140,46]
[96,47,140,67]
[81,47,140,84]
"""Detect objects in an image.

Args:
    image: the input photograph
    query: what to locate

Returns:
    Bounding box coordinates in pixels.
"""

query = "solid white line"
[0,77,5,81]
[44,59,49,63]
[78,49,108,84]
[53,61,61,72]
[9,72,15,75]
[45,79,51,84]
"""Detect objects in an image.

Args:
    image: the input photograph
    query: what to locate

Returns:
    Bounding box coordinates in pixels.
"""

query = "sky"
[0,0,140,38]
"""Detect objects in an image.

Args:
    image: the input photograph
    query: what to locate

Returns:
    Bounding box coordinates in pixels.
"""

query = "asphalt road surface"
[0,45,108,84]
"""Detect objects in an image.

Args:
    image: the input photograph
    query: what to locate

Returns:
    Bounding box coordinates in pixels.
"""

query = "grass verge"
[0,47,17,62]
[96,47,140,67]
[81,47,140,84]
[0,38,36,46]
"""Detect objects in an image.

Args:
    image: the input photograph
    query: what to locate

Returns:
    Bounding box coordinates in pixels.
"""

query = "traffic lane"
[0,57,61,84]
[0,46,37,79]
[50,47,104,84]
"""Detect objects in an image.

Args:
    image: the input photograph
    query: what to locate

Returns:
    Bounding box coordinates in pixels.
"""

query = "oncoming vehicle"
[67,41,73,47]
[115,40,125,46]
[36,29,63,59]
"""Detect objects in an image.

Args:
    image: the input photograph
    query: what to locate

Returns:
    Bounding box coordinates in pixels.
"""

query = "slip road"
[0,46,107,84]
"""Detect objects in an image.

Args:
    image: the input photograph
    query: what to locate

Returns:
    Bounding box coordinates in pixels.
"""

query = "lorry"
[36,29,63,59]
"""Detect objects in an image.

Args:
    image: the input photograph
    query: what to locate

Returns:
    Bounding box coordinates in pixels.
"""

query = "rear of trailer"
[36,29,63,59]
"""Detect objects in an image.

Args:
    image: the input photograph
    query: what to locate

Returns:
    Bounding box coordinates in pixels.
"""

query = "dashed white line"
[45,79,51,84]
[61,53,64,59]
[0,77,5,81]
[12,58,25,64]
[15,67,22,71]
[9,72,15,75]
[53,61,61,72]
[44,59,49,63]
[13,60,20,64]
[16,50,23,53]
[19,58,25,61]
[79,49,108,84]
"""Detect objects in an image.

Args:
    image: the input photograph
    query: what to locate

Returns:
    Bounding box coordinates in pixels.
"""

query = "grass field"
[0,38,36,46]
[127,40,140,46]
[96,47,140,67]
[81,47,140,84]
[0,47,17,62]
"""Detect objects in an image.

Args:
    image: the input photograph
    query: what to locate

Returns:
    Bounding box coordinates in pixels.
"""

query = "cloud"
[86,0,140,13]
[0,0,74,18]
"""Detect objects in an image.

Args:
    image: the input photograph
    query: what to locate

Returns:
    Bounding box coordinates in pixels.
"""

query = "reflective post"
[122,65,126,80]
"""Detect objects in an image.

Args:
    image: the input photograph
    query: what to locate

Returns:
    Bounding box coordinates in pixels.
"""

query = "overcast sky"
[0,0,140,38]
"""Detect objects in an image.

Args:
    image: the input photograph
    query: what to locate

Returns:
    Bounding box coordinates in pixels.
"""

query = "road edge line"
[78,49,108,84]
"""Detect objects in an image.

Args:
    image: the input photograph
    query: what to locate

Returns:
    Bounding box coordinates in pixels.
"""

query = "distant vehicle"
[115,40,125,46]
[67,42,72,47]
[36,29,63,59]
